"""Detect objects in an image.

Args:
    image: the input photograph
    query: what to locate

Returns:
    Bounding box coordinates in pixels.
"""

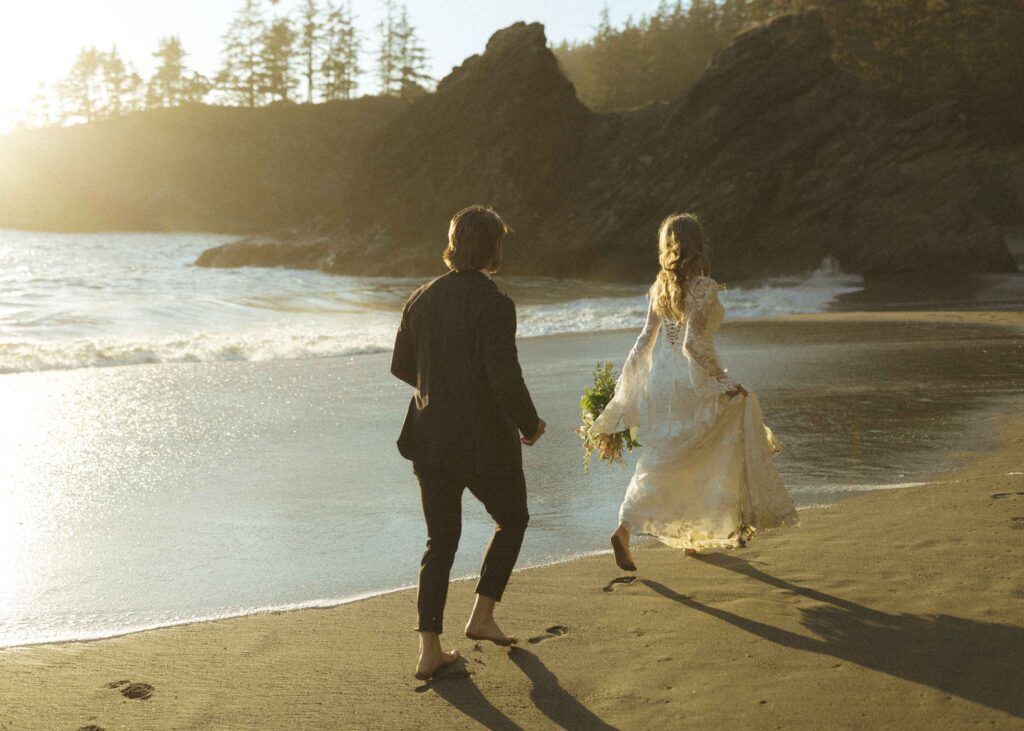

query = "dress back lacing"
[663,320,683,348]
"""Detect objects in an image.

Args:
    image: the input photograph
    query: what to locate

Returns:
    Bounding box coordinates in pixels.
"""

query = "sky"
[0,0,664,132]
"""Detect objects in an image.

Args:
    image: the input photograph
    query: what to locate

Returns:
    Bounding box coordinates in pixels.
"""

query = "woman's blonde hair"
[649,213,710,321]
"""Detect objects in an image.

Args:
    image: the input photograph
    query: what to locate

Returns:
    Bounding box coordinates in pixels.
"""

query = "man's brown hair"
[442,205,510,273]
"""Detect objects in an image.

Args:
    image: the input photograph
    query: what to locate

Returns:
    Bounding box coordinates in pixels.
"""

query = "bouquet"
[576,361,641,472]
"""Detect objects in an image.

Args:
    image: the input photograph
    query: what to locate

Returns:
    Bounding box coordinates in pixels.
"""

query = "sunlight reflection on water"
[0,319,1022,646]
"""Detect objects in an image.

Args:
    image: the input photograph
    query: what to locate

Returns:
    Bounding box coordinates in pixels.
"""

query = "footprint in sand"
[603,576,638,593]
[77,726,105,731]
[992,492,1024,500]
[527,625,569,644]
[121,683,155,700]
[105,680,154,700]
[1011,517,1024,529]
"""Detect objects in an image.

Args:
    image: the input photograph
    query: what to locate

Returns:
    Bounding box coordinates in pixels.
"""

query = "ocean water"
[0,229,862,374]
[1,229,1022,648]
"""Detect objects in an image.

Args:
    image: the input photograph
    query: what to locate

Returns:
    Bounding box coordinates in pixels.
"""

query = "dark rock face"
[562,11,1019,278]
[343,22,592,270]
[199,12,1019,279]
[200,22,595,275]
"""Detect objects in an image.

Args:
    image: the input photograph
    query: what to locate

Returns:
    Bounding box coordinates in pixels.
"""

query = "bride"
[590,213,798,571]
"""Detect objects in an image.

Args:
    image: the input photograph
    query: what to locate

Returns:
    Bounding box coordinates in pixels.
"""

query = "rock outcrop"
[559,11,1021,278]
[198,11,1020,280]
[200,22,595,275]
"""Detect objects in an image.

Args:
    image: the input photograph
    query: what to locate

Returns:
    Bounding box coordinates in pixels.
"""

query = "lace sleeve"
[629,297,661,362]
[589,299,661,435]
[684,279,739,394]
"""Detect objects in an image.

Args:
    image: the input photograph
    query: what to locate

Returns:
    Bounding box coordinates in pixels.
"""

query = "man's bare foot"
[415,648,460,680]
[611,525,637,572]
[465,617,518,646]
[465,595,518,646]
[416,632,461,680]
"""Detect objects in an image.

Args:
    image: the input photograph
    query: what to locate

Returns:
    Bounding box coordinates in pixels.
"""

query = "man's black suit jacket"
[391,269,540,477]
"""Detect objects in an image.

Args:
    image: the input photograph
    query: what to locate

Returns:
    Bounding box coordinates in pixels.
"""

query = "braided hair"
[649,213,710,321]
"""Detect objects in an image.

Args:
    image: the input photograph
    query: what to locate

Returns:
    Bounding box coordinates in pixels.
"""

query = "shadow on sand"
[508,647,618,730]
[641,553,1023,719]
[421,649,618,730]
[417,657,523,731]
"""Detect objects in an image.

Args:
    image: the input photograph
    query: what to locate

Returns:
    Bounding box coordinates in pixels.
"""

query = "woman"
[591,213,798,571]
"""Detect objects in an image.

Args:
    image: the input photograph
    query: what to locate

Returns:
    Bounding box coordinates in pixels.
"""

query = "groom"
[391,205,547,679]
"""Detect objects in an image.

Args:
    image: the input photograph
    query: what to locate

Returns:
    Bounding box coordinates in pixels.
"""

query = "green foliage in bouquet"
[577,361,641,472]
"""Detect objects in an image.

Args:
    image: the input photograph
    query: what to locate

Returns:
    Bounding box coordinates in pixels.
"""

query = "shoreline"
[0,309,1020,648]
[2,308,1023,729]
[0,499,907,652]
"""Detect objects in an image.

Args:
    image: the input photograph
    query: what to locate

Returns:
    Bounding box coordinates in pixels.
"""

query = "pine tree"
[298,0,321,103]
[148,36,189,108]
[174,71,212,106]
[260,12,299,102]
[98,46,142,117]
[56,46,142,123]
[583,6,613,109]
[393,5,430,97]
[595,6,614,45]
[321,0,361,100]
[376,0,400,95]
[218,0,267,107]
[27,82,56,128]
[555,0,750,112]
[57,48,104,123]
[612,18,648,108]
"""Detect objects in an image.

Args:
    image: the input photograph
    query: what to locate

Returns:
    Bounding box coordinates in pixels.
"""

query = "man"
[391,205,546,680]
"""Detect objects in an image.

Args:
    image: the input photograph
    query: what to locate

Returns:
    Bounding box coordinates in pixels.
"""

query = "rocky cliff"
[560,11,1021,278]
[195,22,595,275]
[197,12,1020,280]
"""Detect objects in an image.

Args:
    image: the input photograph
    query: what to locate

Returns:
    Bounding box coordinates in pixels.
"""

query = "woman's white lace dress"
[591,276,798,550]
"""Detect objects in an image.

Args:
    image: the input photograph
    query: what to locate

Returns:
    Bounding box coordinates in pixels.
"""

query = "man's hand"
[522,419,546,446]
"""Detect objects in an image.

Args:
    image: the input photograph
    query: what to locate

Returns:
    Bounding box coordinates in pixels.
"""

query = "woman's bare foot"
[611,525,637,572]
[416,632,460,680]
[465,594,518,646]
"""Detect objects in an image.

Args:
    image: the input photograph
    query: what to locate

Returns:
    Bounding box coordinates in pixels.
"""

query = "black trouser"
[413,465,529,634]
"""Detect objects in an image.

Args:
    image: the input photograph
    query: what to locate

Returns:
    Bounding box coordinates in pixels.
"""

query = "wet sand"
[0,310,1022,730]
[6,310,1021,648]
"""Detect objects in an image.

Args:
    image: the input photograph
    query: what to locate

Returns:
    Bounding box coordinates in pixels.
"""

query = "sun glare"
[0,3,144,131]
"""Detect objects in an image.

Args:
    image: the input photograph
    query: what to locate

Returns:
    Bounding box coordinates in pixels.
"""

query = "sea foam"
[517,258,862,337]
[0,245,862,374]
[0,331,395,374]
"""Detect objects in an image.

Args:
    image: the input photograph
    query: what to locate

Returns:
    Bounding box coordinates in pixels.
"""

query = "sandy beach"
[2,0,1022,726]
[1,310,1022,730]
